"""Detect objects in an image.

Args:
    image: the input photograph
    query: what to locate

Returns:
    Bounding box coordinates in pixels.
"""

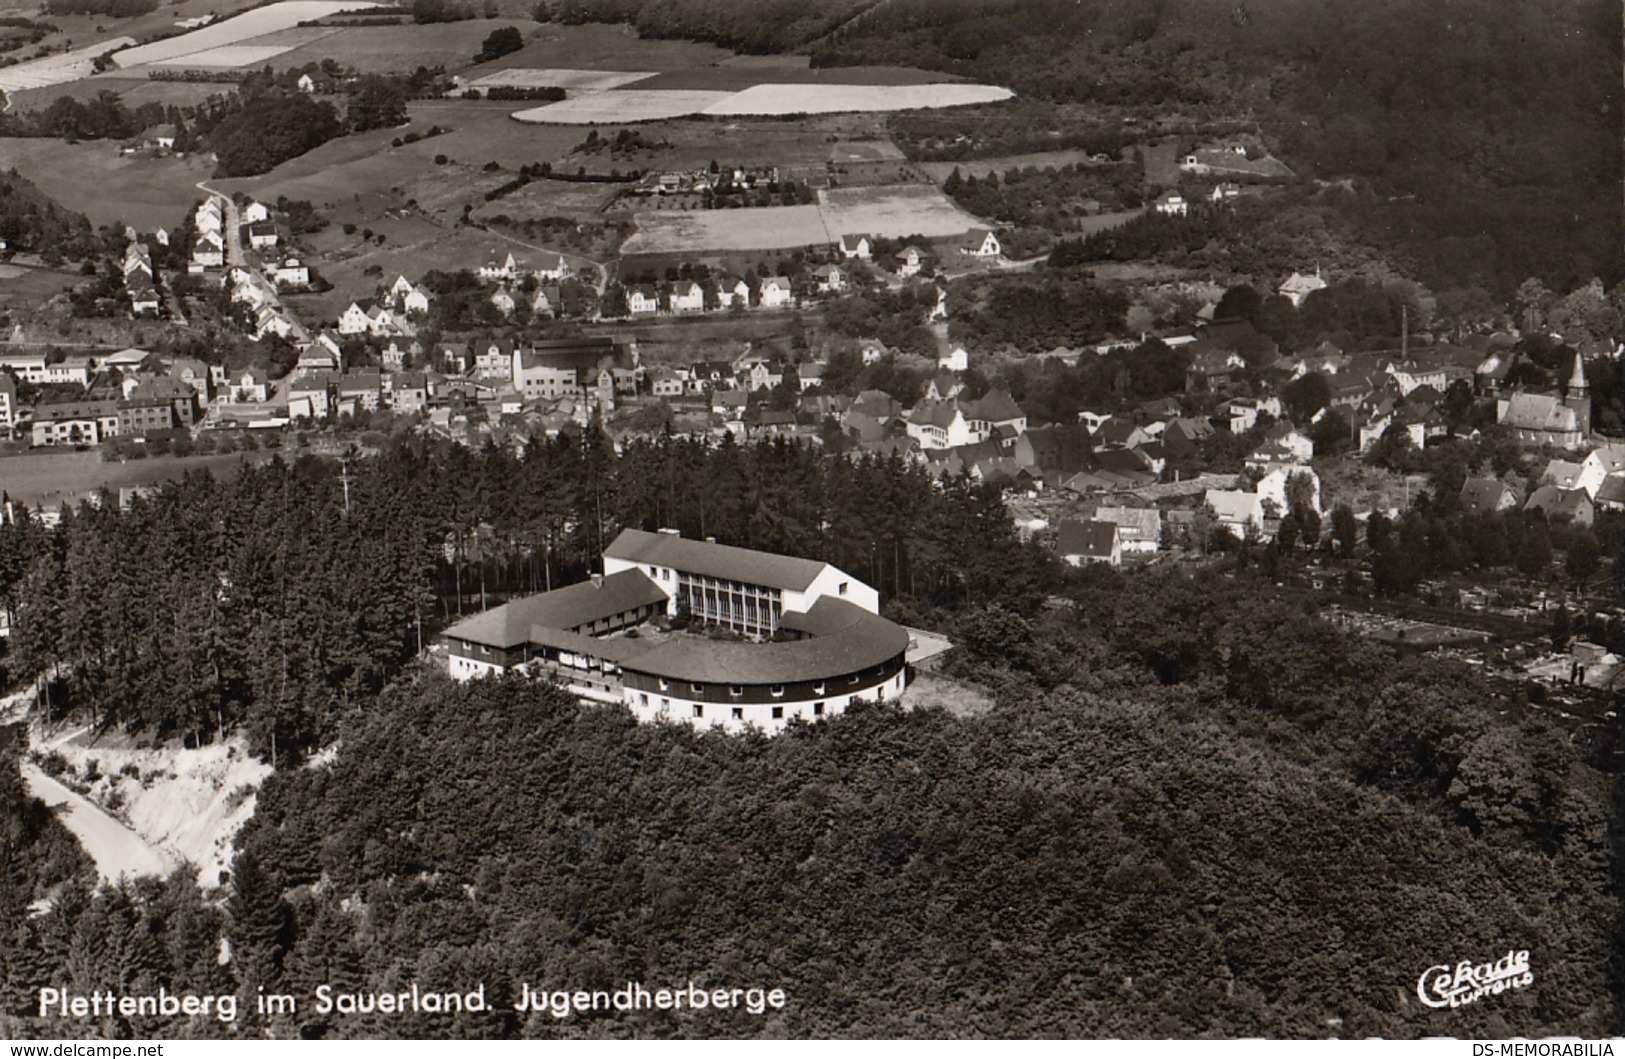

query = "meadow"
[0,449,273,508]
[0,138,213,229]
[513,81,1014,124]
[0,37,134,93]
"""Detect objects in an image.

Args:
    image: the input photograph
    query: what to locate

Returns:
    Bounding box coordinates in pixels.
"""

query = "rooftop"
[605,528,831,593]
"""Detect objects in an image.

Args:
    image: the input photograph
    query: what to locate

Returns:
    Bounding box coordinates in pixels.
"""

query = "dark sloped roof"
[627,598,909,684]
[1459,477,1511,516]
[443,569,667,648]
[605,528,829,592]
[1057,519,1117,558]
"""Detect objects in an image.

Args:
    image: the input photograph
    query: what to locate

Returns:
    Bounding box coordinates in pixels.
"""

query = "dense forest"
[0,169,99,262]
[3,561,1618,1037]
[0,431,1048,760]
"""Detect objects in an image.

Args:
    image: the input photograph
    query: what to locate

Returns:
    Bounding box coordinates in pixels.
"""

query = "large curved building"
[441,529,910,734]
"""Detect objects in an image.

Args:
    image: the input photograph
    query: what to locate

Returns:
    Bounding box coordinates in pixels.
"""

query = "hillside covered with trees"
[3,560,1618,1037]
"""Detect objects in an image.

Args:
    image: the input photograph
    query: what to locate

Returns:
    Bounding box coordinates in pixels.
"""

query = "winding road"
[21,762,177,884]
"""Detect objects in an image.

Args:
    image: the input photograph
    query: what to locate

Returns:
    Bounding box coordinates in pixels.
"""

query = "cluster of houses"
[191,199,226,272]
[1462,440,1625,528]
[121,241,162,317]
[2,348,210,446]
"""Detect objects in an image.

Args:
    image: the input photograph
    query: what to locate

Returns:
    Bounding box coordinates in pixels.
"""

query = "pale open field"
[704,82,1013,116]
[515,79,1014,125]
[0,138,212,229]
[0,37,134,93]
[514,89,731,125]
[628,61,954,92]
[150,43,300,67]
[621,184,981,254]
[464,68,655,91]
[111,0,378,67]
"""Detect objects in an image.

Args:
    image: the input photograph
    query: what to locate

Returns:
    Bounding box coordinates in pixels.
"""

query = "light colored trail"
[21,762,178,884]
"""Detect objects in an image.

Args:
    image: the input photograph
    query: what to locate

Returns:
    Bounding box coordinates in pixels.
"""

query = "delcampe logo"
[1417,949,1534,1009]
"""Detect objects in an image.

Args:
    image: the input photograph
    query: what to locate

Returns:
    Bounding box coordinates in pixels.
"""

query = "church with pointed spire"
[1496,351,1592,449]
[1565,350,1592,437]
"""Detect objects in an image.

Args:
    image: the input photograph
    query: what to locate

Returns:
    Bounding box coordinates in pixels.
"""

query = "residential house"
[669,280,705,314]
[627,285,661,315]
[906,399,975,450]
[386,371,428,413]
[812,264,845,294]
[1277,268,1326,307]
[1206,489,1265,539]
[859,340,890,366]
[170,359,212,404]
[228,368,270,403]
[959,228,1002,258]
[532,252,570,281]
[1152,190,1188,216]
[838,234,872,260]
[1056,520,1121,567]
[758,276,795,309]
[242,200,271,225]
[339,369,383,412]
[0,373,14,432]
[270,258,310,287]
[287,373,334,420]
[489,287,516,317]
[1577,443,1625,497]
[1525,486,1594,525]
[648,367,687,398]
[938,346,968,373]
[1593,476,1625,512]
[1255,464,1322,517]
[796,362,824,392]
[1459,477,1517,517]
[1093,506,1161,556]
[294,343,340,378]
[894,246,927,278]
[30,400,120,446]
[128,288,161,316]
[338,302,372,335]
[479,253,520,281]
[716,275,751,309]
[245,222,278,250]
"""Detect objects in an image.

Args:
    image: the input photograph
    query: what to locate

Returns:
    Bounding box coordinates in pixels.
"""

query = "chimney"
[657,527,681,536]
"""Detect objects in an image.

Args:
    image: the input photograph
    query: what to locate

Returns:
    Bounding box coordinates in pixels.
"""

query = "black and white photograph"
[0,0,1620,1044]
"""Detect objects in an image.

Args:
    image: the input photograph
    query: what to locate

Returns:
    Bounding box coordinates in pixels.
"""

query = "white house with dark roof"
[960,228,1002,258]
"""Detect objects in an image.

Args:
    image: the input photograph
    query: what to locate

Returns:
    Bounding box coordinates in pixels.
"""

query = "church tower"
[1566,352,1592,437]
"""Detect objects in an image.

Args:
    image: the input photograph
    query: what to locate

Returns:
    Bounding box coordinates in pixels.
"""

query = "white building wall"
[622,668,905,735]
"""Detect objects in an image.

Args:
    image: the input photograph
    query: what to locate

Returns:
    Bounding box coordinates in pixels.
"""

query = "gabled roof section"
[605,528,829,592]
[443,569,667,648]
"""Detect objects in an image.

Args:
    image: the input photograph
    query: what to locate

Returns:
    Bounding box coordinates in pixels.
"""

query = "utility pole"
[337,446,354,516]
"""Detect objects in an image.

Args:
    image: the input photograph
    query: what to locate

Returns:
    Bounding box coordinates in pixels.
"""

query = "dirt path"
[21,762,178,884]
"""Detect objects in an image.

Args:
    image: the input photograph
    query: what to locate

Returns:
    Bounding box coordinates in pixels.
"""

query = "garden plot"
[0,37,135,93]
[466,68,654,91]
[701,82,1012,116]
[513,89,730,124]
[622,185,980,254]
[111,0,377,67]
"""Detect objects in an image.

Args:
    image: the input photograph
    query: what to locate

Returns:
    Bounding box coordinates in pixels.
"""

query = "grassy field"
[273,19,534,74]
[0,449,274,508]
[0,139,212,230]
[6,73,241,112]
[0,266,79,313]
[468,23,730,74]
